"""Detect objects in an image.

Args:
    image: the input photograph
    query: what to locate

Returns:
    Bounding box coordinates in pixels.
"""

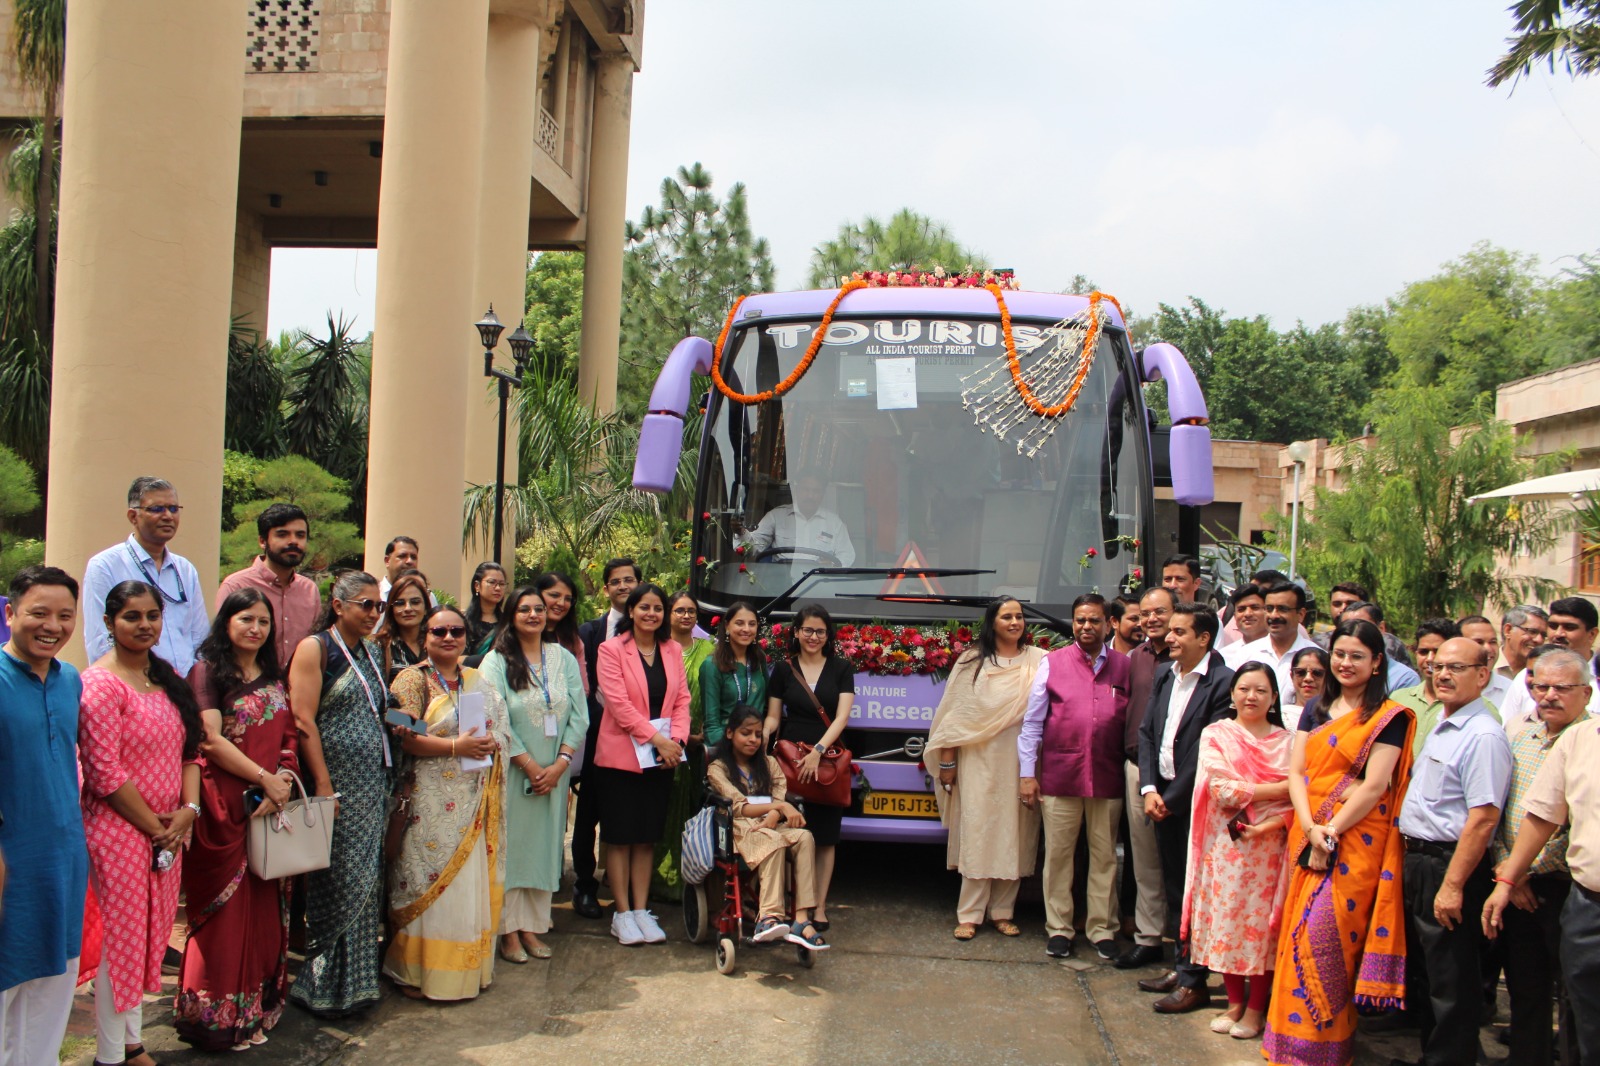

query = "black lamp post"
[475,305,534,563]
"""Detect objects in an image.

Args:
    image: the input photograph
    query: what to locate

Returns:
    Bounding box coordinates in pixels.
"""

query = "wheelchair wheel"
[795,942,816,969]
[716,936,738,975]
[684,882,711,944]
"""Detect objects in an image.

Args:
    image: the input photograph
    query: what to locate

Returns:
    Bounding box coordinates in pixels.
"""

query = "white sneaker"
[611,910,644,945]
[633,909,667,943]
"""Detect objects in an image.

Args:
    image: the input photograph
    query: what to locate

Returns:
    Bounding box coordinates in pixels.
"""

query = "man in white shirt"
[1226,581,1318,696]
[1458,614,1513,711]
[80,477,209,675]
[1220,584,1269,668]
[734,471,856,567]
[1500,597,1600,735]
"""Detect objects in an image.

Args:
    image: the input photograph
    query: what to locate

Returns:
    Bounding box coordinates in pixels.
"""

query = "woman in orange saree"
[1264,619,1416,1066]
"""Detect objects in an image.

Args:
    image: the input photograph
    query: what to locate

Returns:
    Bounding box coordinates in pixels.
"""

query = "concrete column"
[576,54,633,413]
[45,2,244,665]
[230,207,271,342]
[463,13,541,589]
[363,0,490,598]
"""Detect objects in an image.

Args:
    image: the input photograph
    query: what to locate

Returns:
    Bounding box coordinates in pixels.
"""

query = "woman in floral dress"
[79,580,205,1066]
[175,589,300,1051]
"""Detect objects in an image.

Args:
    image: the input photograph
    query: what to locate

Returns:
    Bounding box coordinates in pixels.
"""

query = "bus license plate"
[861,791,940,819]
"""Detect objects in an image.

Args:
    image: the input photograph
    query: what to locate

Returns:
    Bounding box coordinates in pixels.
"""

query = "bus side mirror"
[1140,342,1215,507]
[633,336,713,494]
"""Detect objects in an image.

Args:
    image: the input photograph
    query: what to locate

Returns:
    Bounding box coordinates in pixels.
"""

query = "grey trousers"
[1562,883,1600,1066]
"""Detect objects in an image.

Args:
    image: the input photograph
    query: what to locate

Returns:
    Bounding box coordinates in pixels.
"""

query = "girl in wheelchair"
[706,705,829,950]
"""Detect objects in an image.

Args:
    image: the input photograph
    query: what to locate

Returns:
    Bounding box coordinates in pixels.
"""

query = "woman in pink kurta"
[79,580,205,1066]
[1180,661,1294,1043]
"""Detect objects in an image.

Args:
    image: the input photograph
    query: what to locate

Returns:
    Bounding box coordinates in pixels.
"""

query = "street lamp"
[475,305,534,563]
[1285,440,1313,581]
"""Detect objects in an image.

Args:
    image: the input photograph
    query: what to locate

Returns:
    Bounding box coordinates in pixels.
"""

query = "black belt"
[1402,835,1456,859]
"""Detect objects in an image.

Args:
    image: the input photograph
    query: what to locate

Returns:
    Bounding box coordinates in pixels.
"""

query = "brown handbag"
[773,662,855,807]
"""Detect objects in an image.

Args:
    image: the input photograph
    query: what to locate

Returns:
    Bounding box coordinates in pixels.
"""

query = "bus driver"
[734,471,857,567]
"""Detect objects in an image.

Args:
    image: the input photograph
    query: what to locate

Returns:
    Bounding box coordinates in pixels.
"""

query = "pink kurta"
[1180,718,1294,976]
[79,668,190,1012]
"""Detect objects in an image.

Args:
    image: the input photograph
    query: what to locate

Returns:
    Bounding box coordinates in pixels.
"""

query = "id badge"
[544,713,559,738]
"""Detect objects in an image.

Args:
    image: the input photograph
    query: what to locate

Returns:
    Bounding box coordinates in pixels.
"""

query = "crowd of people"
[923,553,1600,1066]
[3,478,1599,1066]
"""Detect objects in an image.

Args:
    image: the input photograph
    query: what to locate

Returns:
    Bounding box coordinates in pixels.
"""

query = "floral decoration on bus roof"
[838,266,1020,289]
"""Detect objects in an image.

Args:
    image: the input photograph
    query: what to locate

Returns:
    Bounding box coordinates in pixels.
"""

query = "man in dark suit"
[569,557,640,919]
[1136,601,1234,1013]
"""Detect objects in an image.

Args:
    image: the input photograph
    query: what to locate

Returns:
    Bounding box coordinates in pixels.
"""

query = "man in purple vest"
[1020,593,1132,961]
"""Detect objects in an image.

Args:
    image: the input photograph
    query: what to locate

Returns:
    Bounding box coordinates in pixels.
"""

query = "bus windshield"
[693,313,1150,619]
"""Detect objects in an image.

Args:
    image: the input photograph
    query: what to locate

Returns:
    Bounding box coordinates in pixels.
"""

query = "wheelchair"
[682,794,821,975]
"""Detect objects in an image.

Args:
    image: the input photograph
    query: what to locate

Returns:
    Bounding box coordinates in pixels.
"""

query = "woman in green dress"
[478,587,587,961]
[700,602,768,748]
[652,590,715,899]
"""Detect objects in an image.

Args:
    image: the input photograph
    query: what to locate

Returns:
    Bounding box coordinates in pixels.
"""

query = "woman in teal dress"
[285,571,394,1017]
[478,587,587,961]
[652,590,715,899]
[699,602,768,748]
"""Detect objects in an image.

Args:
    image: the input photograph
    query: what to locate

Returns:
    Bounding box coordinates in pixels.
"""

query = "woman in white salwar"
[925,598,1044,939]
[382,606,509,1001]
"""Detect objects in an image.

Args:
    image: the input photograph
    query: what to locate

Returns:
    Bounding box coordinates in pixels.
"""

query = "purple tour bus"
[633,283,1215,843]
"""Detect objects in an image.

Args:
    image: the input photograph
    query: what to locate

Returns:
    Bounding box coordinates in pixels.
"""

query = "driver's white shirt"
[737,505,856,566]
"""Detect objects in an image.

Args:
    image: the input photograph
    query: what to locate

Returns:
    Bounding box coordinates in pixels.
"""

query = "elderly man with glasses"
[1498,604,1548,679]
[80,475,209,675]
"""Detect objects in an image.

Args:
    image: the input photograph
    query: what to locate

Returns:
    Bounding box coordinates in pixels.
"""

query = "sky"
[267,0,1600,340]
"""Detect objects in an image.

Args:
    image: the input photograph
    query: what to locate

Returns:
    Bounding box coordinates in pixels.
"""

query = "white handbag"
[246,769,337,880]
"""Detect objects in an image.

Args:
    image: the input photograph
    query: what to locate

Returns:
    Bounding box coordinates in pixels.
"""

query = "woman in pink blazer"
[593,582,691,945]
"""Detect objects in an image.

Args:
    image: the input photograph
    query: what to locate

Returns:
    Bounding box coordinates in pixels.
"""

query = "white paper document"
[876,356,918,410]
[634,717,671,769]
[455,692,493,772]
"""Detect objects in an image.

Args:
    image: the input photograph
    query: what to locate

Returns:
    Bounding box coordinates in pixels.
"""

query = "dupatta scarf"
[1264,699,1416,1066]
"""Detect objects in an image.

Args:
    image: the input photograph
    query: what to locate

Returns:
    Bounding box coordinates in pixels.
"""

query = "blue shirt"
[1398,697,1513,843]
[82,534,209,675]
[1386,658,1422,694]
[0,647,88,990]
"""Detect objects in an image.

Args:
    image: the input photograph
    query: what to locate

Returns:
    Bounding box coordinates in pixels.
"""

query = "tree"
[11,0,62,339]
[224,320,289,458]
[1289,386,1566,632]
[806,208,984,288]
[219,455,363,578]
[0,442,41,586]
[0,124,55,467]
[619,163,774,414]
[1528,250,1600,369]
[280,314,371,524]
[523,250,585,379]
[1487,0,1600,88]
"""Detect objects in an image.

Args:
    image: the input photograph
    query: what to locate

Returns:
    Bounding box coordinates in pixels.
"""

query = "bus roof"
[734,287,1128,329]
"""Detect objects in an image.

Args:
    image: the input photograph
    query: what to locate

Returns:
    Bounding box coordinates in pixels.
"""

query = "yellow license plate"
[861,791,940,819]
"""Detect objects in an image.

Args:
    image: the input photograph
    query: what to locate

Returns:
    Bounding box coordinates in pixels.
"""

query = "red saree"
[174,674,299,1051]
[1263,699,1415,1066]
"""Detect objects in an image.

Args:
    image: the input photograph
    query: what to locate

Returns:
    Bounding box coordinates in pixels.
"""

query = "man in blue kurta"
[0,566,87,1066]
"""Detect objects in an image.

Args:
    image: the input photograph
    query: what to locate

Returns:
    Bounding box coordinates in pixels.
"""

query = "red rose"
[735,544,746,555]
[710,615,721,626]
[695,555,707,566]
[1086,547,1098,557]
[702,511,711,520]
[738,563,748,573]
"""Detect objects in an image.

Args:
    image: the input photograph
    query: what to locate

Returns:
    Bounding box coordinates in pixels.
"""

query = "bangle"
[556,752,573,763]
[255,767,267,781]
[451,737,457,756]
[1493,876,1520,887]
[182,802,202,818]
[938,761,957,769]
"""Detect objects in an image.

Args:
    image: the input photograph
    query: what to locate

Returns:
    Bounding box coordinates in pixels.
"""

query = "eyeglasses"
[427,625,467,638]
[515,604,547,615]
[606,577,638,588]
[1529,682,1589,695]
[342,598,386,613]
[482,579,507,589]
[1291,668,1325,679]
[1432,662,1485,676]
[1264,605,1301,615]
[671,607,698,617]
[140,505,182,516]
[798,627,828,638]
[1506,624,1546,637]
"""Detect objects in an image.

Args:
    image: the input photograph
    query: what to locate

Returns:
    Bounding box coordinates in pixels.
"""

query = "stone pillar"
[576,54,633,414]
[463,14,540,590]
[231,207,271,342]
[363,0,490,597]
[45,2,244,665]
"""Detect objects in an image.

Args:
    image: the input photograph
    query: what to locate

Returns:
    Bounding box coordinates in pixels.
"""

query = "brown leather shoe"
[1137,970,1179,994]
[1152,985,1211,1014]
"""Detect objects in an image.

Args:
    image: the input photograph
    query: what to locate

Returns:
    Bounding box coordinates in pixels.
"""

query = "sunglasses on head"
[428,625,467,639]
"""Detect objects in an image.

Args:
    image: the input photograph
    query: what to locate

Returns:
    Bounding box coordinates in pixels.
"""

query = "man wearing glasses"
[80,476,208,675]
[1225,581,1318,696]
[1396,637,1512,1066]
[1498,604,1547,679]
[1499,597,1600,737]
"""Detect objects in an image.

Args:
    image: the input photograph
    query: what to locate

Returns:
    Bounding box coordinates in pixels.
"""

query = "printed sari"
[1263,699,1416,1066]
[383,666,508,1001]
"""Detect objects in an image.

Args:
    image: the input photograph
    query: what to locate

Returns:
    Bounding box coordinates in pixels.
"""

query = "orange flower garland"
[709,278,1125,417]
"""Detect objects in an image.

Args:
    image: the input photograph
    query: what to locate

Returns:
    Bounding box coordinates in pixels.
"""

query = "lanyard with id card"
[529,648,558,737]
[332,629,391,767]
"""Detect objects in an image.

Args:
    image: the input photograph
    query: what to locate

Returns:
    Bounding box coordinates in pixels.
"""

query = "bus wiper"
[758,567,994,617]
[835,591,1073,637]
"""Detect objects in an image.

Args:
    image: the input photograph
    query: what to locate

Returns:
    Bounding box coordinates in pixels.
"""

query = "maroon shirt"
[1124,640,1171,761]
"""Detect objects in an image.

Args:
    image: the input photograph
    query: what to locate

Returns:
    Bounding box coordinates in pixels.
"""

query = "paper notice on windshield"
[876,356,918,410]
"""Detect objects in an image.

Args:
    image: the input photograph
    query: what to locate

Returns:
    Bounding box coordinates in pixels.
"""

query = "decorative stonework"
[248,0,321,74]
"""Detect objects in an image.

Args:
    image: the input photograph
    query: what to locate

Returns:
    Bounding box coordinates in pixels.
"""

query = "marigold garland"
[708,277,1126,418]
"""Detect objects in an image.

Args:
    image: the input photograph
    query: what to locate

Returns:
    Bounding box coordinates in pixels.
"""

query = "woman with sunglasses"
[654,590,713,900]
[286,571,393,1018]
[464,562,509,657]
[764,603,854,934]
[1283,646,1329,732]
[479,588,587,962]
[383,605,508,1000]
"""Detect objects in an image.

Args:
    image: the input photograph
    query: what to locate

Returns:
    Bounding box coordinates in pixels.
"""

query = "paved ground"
[63,841,1514,1065]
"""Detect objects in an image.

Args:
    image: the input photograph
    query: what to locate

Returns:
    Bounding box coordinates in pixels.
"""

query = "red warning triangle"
[879,541,946,597]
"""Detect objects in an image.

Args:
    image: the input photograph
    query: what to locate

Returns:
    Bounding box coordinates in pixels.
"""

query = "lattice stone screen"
[248,0,321,73]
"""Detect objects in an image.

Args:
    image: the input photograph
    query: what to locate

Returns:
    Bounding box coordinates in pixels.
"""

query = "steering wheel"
[754,545,842,566]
